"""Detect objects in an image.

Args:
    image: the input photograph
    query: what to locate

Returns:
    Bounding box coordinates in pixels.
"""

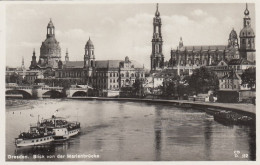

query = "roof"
[217,59,229,66]
[173,45,227,52]
[127,60,143,68]
[228,59,254,65]
[64,61,84,68]
[221,71,240,80]
[47,19,54,28]
[61,59,143,69]
[153,69,177,78]
[95,60,121,69]
[85,38,94,48]
[240,27,255,37]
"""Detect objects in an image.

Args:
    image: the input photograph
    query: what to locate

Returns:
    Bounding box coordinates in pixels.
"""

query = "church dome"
[40,36,61,58]
[240,27,255,37]
[85,37,94,48]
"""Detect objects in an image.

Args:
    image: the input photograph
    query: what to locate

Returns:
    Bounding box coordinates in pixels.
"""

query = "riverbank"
[68,97,256,116]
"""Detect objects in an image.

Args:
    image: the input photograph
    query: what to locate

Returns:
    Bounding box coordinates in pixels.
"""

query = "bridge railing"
[70,87,88,90]
[41,87,63,90]
[6,86,33,90]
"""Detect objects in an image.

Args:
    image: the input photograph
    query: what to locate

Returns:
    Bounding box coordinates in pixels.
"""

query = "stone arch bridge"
[6,85,89,98]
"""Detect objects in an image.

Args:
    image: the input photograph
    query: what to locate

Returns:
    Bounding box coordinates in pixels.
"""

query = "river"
[6,99,256,161]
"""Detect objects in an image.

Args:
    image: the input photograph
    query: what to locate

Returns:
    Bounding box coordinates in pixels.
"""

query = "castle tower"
[65,48,69,63]
[150,3,164,73]
[239,3,255,62]
[39,19,61,68]
[29,48,37,70]
[84,37,95,69]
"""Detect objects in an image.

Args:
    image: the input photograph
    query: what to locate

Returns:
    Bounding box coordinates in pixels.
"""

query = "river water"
[6,99,255,161]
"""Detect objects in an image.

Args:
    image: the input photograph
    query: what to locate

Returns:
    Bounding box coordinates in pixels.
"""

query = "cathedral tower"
[239,3,255,62]
[150,3,164,73]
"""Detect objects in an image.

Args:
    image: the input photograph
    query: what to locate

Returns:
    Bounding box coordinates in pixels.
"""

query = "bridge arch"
[42,90,63,98]
[71,91,87,97]
[6,89,32,99]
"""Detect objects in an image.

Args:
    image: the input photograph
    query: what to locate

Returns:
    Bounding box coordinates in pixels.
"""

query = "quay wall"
[68,97,255,117]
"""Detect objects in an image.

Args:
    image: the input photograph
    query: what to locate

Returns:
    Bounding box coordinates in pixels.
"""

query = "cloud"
[191,9,208,17]
[101,17,115,25]
[56,28,91,40]
[19,41,39,48]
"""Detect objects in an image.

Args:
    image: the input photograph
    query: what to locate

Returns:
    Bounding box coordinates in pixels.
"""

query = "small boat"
[40,115,81,141]
[15,124,54,147]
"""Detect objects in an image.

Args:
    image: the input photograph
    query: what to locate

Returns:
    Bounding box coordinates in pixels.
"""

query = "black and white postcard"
[0,0,258,163]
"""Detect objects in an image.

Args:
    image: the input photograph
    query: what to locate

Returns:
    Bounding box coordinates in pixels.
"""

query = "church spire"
[179,37,183,48]
[22,56,24,66]
[155,3,160,17]
[244,3,249,16]
[65,48,69,62]
[47,18,55,38]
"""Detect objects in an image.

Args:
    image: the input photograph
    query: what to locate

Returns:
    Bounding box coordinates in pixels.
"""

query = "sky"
[6,3,255,69]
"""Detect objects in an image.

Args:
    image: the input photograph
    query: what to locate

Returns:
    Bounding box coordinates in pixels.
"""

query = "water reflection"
[154,107,162,161]
[247,126,256,160]
[203,120,213,160]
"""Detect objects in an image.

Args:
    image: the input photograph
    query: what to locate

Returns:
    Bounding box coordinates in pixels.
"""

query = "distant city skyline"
[6,3,255,68]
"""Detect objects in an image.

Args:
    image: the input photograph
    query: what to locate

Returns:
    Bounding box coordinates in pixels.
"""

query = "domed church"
[30,19,61,70]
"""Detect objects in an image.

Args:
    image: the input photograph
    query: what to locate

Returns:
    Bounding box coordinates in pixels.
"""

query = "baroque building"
[30,19,61,70]
[150,3,255,77]
[54,37,145,95]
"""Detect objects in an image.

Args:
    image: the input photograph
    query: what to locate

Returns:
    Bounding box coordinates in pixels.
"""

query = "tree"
[241,67,256,90]
[9,73,23,84]
[188,67,219,94]
[132,78,144,97]
[60,79,72,97]
[162,75,180,97]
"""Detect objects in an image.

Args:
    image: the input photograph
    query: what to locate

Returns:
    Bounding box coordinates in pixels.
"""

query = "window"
[113,79,115,83]
[110,73,112,77]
